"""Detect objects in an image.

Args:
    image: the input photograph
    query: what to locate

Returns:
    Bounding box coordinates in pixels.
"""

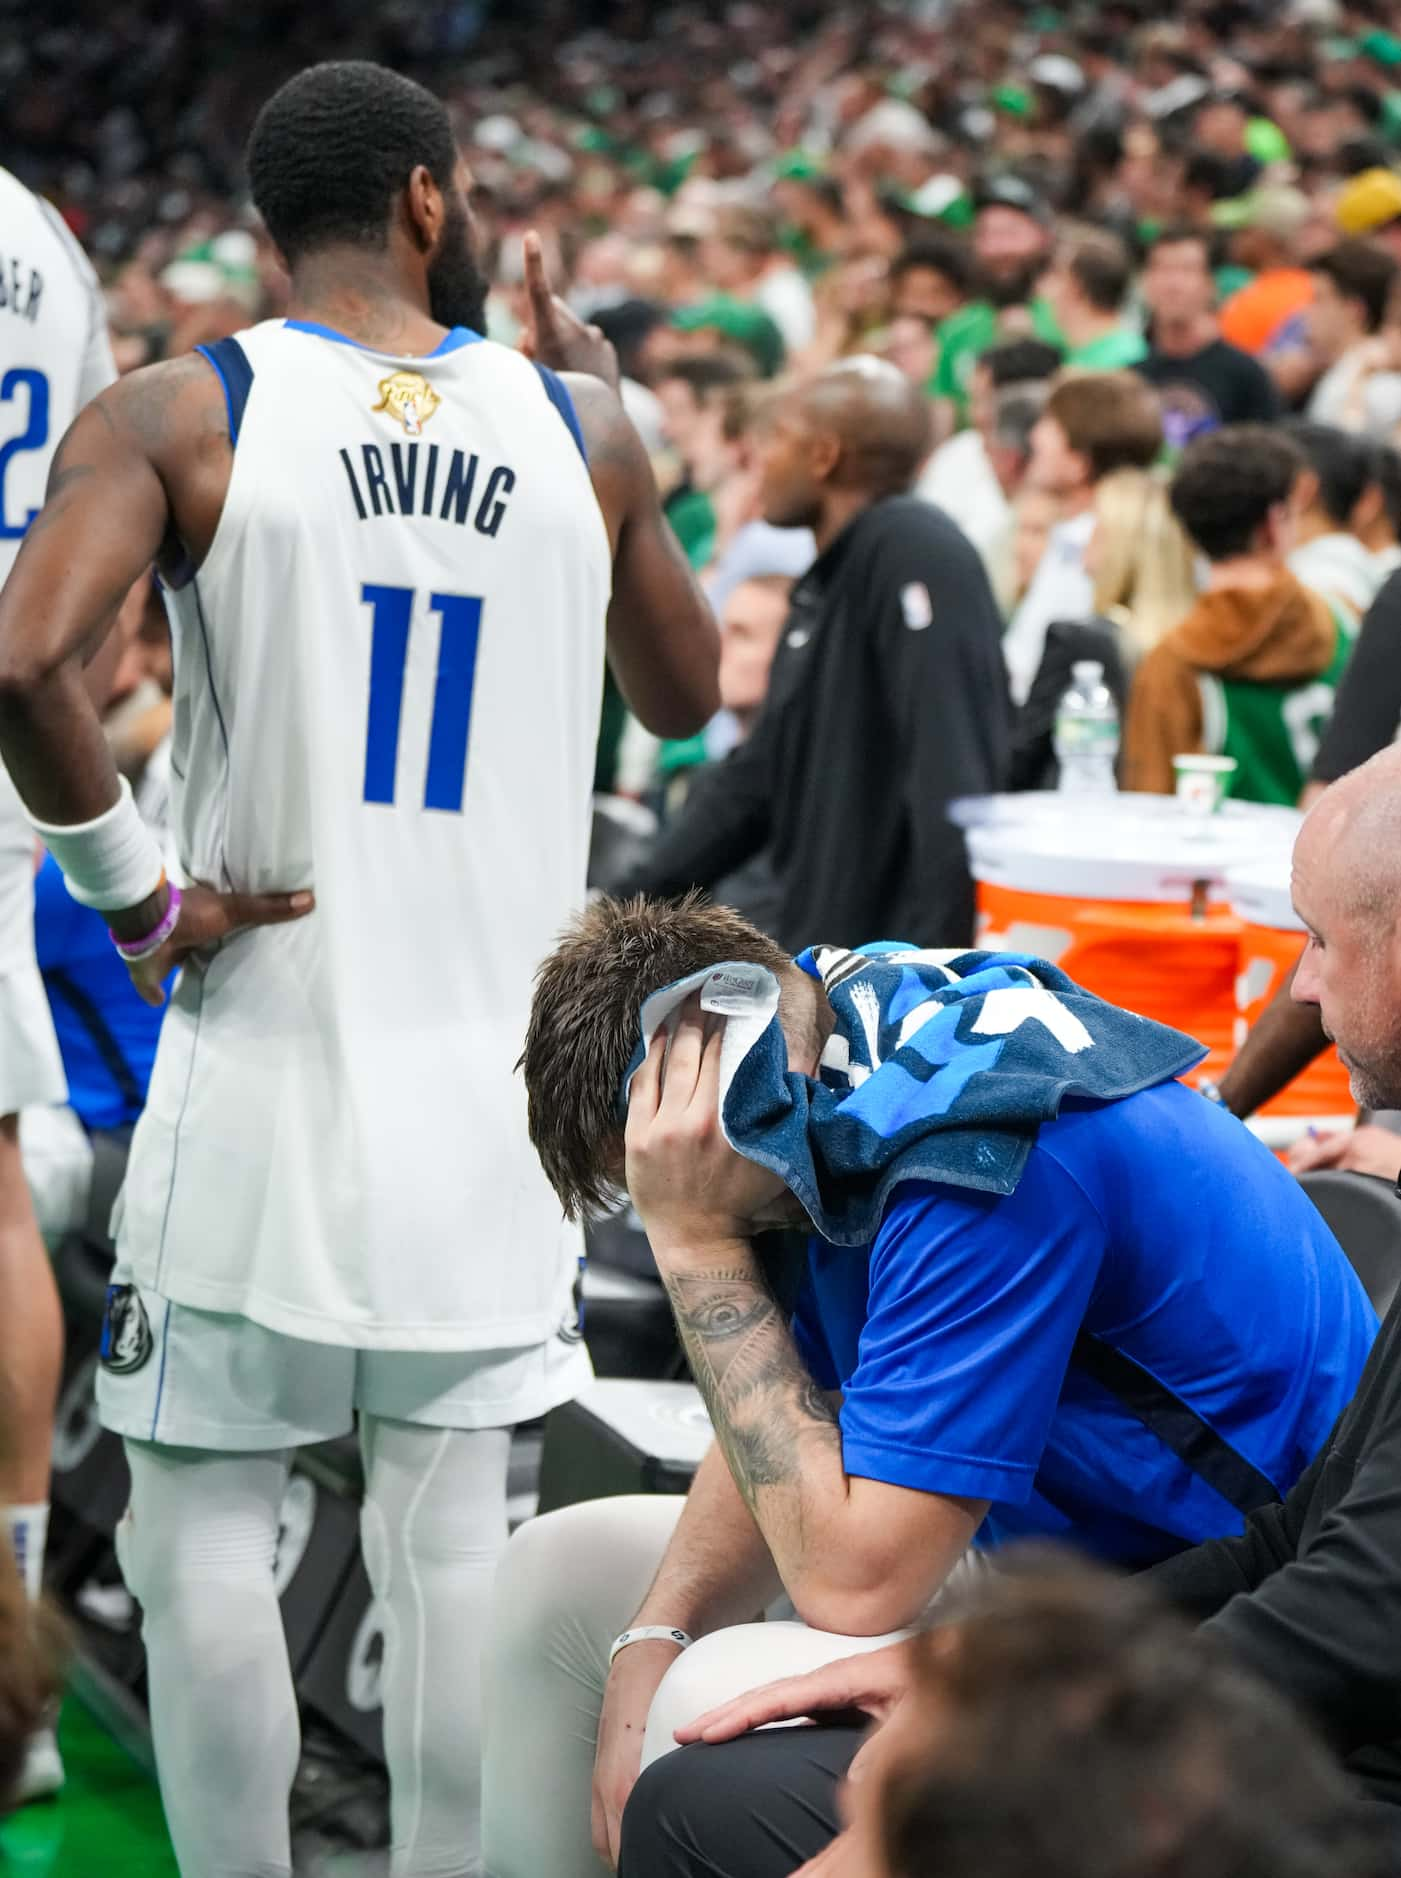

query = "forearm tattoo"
[662,1264,842,1526]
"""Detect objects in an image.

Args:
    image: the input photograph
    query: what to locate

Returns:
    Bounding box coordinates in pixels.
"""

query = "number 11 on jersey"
[362,582,483,812]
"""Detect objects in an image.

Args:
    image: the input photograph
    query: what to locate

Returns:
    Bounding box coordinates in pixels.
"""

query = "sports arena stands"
[8,2,1401,1873]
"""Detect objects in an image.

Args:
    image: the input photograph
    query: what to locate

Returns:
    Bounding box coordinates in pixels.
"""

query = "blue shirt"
[34,855,166,1131]
[794,1080,1375,1568]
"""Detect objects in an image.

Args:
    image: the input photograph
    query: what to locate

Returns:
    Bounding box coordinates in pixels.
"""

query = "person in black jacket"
[617,359,1011,952]
[1313,563,1401,792]
[617,741,1401,1875]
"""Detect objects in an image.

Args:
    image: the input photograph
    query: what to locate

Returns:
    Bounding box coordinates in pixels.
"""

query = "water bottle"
[1054,660,1119,794]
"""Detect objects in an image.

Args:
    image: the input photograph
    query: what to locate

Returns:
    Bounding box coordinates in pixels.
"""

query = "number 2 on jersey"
[362,583,483,813]
[0,369,50,541]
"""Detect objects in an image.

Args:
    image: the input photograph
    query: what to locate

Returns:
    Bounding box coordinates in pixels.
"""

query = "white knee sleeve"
[642,1620,916,1769]
[481,1495,686,1878]
[359,1417,511,1878]
[120,1442,298,1878]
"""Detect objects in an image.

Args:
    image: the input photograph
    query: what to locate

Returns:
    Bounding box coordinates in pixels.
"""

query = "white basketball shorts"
[95,1263,592,1450]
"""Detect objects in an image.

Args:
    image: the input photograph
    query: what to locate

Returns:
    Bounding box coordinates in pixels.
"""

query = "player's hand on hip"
[520,231,621,389]
[592,1639,680,1869]
[125,884,315,1007]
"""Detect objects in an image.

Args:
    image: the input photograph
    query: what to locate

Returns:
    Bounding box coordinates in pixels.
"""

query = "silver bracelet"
[608,1625,693,1667]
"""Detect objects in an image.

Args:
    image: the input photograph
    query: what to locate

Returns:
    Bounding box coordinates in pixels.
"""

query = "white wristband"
[29,775,166,912]
[608,1626,693,1667]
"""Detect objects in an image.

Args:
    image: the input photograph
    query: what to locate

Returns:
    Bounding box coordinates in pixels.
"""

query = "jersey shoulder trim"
[533,363,588,465]
[281,319,482,358]
[195,337,255,448]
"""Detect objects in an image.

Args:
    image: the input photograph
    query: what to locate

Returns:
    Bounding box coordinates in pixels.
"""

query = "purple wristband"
[110,883,182,962]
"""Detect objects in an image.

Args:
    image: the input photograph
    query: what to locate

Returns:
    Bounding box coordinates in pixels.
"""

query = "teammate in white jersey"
[0,63,718,1878]
[0,164,119,1802]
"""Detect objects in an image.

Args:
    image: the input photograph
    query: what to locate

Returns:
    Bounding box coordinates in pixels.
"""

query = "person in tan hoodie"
[1123,426,1350,805]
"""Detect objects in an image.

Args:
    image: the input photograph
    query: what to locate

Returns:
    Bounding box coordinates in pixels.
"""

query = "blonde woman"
[1086,466,1200,666]
[1009,466,1199,787]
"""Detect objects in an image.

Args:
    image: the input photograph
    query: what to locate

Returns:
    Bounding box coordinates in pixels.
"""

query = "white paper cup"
[1173,754,1238,816]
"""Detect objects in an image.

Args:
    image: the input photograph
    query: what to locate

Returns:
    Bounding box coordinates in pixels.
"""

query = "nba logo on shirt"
[901,582,933,631]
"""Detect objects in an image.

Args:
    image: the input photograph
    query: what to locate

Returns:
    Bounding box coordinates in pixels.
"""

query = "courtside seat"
[584,1210,681,1379]
[1298,1169,1401,1316]
[536,1378,712,1515]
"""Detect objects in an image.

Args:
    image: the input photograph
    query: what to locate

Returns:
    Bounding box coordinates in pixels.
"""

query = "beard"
[1335,1025,1401,1112]
[1344,1054,1401,1113]
[980,257,1047,310]
[428,199,491,334]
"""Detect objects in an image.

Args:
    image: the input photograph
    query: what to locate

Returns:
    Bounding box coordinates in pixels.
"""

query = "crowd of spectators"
[19,3,1401,844]
[20,0,1401,1870]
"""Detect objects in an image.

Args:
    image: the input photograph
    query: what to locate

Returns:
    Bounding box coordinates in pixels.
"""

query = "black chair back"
[1299,1170,1401,1316]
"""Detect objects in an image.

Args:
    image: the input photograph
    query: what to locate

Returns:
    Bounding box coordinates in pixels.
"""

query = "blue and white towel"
[624,945,1206,1246]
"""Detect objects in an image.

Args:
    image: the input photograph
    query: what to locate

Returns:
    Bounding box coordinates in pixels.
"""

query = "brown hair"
[878,1557,1389,1878]
[1059,227,1134,314]
[1044,373,1164,482]
[713,204,779,257]
[522,894,790,1220]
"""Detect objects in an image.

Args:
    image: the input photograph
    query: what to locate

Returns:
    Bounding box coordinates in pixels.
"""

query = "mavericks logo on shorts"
[99,1285,154,1375]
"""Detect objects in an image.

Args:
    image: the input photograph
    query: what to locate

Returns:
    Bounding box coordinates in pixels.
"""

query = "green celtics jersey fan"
[1124,425,1351,805]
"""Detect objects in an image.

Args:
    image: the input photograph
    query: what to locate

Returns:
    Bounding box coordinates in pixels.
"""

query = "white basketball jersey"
[0,166,116,591]
[117,319,612,1349]
[0,169,114,1100]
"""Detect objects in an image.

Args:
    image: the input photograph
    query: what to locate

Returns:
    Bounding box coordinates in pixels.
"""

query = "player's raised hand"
[520,231,621,388]
[124,883,315,1007]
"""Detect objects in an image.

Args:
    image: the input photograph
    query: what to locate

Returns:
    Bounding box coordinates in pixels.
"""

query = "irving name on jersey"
[338,367,516,536]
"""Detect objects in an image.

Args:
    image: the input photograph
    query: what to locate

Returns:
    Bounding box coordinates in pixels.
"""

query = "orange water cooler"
[966,807,1294,1088]
[1226,860,1354,1127]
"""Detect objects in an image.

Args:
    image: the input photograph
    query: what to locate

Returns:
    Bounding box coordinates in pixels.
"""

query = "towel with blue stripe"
[623,945,1206,1246]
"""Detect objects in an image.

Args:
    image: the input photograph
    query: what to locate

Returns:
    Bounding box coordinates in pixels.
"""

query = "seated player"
[481,896,1375,1878]
[628,748,1401,1875]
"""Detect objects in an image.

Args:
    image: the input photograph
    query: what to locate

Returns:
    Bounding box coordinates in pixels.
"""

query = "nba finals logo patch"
[372,370,441,437]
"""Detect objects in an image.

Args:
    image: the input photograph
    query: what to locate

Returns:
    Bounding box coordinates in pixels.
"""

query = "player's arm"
[592,1445,782,1866]
[0,357,313,1001]
[519,234,720,739]
[565,373,721,739]
[627,1010,987,1636]
[1216,960,1329,1120]
[0,372,178,826]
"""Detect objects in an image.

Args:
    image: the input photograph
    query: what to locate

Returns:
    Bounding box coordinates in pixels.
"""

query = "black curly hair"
[247,61,457,265]
[1170,425,1307,563]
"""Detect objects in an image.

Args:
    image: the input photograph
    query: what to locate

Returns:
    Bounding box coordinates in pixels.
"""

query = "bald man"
[1144,745,1401,1820]
[619,357,1010,951]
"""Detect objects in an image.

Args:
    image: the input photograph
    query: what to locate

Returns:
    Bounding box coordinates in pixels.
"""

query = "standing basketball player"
[0,63,718,1878]
[0,163,120,1802]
